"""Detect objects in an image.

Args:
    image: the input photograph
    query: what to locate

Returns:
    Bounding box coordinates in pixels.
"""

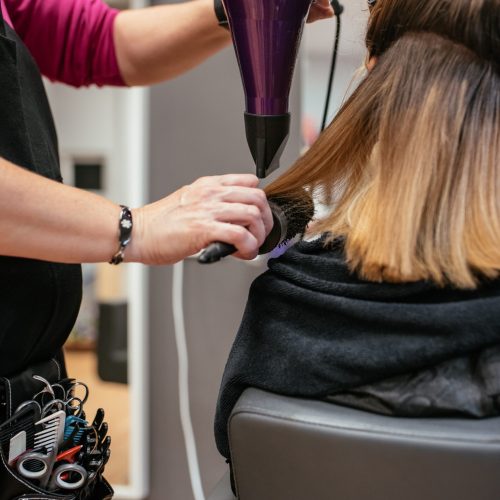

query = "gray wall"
[147,2,303,498]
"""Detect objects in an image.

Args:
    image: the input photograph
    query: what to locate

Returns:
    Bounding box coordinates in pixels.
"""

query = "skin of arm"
[113,0,231,86]
[0,158,121,264]
[113,0,334,86]
[0,157,272,265]
[0,1,332,265]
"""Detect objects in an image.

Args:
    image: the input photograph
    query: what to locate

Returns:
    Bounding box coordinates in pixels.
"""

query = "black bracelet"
[214,0,229,30]
[109,205,133,265]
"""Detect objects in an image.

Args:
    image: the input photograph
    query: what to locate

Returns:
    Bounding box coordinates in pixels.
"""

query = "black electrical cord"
[321,1,344,132]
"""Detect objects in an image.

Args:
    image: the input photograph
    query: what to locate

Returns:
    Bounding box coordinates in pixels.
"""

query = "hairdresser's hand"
[307,0,335,23]
[127,174,273,265]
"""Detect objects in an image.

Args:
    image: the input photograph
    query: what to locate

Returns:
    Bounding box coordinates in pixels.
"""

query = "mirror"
[44,1,149,497]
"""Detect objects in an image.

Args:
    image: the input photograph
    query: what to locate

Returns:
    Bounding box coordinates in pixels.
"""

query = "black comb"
[0,402,41,452]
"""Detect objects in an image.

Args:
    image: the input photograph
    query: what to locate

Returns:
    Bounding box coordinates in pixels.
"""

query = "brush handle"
[198,200,291,264]
[198,242,237,264]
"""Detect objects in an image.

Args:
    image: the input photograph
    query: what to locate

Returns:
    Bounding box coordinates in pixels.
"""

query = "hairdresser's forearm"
[114,0,231,86]
[0,158,120,263]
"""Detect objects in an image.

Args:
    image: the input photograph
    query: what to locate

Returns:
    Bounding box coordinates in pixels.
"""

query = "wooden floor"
[65,349,130,486]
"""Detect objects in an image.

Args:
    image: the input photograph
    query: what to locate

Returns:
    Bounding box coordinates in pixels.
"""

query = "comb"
[0,402,40,454]
[34,410,65,452]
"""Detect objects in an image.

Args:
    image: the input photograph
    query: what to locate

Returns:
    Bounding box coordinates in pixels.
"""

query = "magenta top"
[0,0,125,87]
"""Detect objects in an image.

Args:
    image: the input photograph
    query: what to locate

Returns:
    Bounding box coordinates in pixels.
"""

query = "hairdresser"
[0,0,333,376]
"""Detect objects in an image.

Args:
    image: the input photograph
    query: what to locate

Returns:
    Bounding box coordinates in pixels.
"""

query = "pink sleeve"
[4,0,126,87]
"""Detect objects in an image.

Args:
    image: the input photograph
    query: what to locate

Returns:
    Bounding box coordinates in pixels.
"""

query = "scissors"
[52,380,89,408]
[48,462,88,491]
[32,376,88,416]
[17,450,88,491]
[16,449,56,488]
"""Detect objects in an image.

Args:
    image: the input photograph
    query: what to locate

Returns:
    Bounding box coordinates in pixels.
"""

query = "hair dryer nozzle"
[244,113,291,179]
[225,0,312,177]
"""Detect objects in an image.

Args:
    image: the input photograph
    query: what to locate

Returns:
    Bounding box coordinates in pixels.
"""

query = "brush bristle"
[268,193,315,242]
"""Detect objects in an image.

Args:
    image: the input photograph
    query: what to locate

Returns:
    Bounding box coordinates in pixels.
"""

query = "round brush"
[198,194,315,264]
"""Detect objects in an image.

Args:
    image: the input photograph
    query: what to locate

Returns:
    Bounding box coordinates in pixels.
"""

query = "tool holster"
[0,358,113,500]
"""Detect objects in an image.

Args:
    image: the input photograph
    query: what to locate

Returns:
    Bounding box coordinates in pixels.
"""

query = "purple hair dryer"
[224,0,313,178]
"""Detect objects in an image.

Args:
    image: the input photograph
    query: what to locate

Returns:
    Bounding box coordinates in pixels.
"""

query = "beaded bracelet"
[109,205,133,265]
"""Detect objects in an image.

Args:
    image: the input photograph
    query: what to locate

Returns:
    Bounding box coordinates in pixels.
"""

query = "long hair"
[266,0,500,288]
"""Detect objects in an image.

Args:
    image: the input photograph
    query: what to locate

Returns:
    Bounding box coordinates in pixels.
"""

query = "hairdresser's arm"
[307,0,334,23]
[114,0,334,86]
[0,158,271,264]
[114,0,230,86]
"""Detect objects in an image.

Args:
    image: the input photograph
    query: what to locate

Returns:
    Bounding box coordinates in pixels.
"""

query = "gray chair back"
[220,388,500,500]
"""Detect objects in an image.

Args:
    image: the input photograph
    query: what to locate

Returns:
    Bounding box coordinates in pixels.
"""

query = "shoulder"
[260,235,500,303]
[266,235,356,288]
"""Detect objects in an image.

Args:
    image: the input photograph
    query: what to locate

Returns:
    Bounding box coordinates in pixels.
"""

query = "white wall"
[301,0,369,129]
[45,83,130,205]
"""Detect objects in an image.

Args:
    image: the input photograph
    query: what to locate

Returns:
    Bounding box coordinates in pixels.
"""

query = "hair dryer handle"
[330,0,344,16]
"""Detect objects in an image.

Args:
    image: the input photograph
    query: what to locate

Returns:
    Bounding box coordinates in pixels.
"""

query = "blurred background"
[44,0,368,498]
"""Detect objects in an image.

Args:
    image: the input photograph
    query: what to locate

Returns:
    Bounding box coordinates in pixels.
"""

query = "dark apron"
[0,8,82,378]
[0,12,114,499]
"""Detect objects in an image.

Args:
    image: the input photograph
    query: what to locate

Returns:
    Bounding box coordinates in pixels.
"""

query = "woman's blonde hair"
[266,0,500,288]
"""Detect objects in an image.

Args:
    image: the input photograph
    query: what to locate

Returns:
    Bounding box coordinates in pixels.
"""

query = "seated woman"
[215,0,500,461]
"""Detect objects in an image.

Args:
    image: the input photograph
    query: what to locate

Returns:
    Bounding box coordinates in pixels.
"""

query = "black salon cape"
[214,238,500,458]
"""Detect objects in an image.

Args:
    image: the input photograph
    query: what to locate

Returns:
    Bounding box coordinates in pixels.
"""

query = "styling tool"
[103,447,111,466]
[68,381,90,407]
[48,462,88,491]
[64,415,87,443]
[17,448,57,488]
[85,448,108,482]
[0,401,41,453]
[32,375,56,406]
[91,408,105,431]
[82,426,99,454]
[34,410,66,452]
[7,431,26,465]
[223,0,314,178]
[56,445,83,464]
[97,436,112,468]
[198,194,315,263]
[86,452,104,471]
[14,400,42,419]
[199,1,344,265]
[101,436,111,456]
[97,422,108,447]
[62,422,81,449]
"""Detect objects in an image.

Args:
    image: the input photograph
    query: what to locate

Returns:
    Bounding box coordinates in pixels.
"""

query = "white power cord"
[172,260,206,500]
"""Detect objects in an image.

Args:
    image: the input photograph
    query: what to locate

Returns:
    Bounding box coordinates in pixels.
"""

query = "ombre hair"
[266,0,500,288]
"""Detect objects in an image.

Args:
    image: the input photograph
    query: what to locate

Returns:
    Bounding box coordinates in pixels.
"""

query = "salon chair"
[208,388,500,500]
